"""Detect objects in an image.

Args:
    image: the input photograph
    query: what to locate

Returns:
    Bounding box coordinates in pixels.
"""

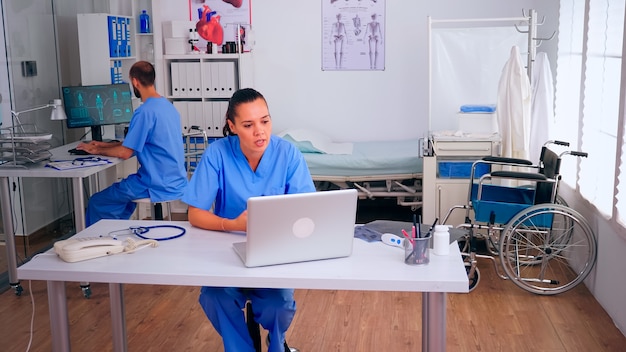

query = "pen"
[425,218,439,238]
[418,215,422,238]
[401,229,414,244]
[412,214,418,238]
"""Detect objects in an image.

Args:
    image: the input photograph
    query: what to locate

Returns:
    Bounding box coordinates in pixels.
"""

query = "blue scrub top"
[123,97,187,202]
[182,135,315,219]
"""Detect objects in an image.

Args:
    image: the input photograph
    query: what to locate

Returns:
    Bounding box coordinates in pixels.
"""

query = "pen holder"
[403,235,431,265]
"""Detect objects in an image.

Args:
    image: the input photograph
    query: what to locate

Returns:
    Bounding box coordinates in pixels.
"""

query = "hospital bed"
[280,130,423,210]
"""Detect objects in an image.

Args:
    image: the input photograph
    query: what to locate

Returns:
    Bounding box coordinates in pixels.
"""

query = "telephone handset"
[54,237,125,263]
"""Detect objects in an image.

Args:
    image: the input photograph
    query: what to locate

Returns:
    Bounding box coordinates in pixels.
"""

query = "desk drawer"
[434,141,495,156]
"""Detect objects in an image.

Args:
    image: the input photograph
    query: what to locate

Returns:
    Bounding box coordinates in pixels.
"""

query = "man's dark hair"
[129,61,156,87]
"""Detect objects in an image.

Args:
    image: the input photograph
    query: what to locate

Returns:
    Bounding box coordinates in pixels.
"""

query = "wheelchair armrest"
[490,170,548,181]
[482,156,534,166]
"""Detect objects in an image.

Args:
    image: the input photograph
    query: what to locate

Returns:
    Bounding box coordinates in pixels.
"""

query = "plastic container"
[139,10,150,33]
[432,225,451,256]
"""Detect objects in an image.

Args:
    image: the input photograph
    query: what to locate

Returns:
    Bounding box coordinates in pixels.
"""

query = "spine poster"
[322,0,386,71]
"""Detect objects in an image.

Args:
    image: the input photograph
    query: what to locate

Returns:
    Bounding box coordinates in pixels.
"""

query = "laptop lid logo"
[293,217,315,238]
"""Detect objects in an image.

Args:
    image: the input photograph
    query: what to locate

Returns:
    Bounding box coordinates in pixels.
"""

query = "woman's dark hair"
[129,61,156,87]
[222,88,267,137]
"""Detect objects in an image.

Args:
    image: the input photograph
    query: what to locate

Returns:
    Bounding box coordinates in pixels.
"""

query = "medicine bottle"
[432,225,451,256]
[140,10,150,33]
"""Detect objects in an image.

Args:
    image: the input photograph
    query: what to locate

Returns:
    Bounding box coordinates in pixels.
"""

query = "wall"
[159,0,558,142]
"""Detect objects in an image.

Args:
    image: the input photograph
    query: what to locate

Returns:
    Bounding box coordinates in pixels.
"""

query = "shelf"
[164,53,246,60]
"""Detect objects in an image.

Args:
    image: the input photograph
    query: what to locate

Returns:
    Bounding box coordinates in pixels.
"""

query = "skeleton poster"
[322,0,386,71]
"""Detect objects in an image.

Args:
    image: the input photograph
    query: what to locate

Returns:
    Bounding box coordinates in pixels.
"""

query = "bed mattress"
[302,139,423,177]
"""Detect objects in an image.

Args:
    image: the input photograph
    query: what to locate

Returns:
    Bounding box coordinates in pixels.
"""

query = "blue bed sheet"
[302,139,423,177]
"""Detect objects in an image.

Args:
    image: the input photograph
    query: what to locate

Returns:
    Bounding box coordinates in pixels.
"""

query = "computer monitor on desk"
[62,83,134,141]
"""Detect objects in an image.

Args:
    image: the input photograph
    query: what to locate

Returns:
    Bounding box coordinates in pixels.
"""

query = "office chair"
[245,301,299,352]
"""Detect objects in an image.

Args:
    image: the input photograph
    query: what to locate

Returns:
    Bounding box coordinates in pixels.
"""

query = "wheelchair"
[442,141,597,295]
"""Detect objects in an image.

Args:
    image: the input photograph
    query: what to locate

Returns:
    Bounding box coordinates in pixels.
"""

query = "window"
[554,0,625,221]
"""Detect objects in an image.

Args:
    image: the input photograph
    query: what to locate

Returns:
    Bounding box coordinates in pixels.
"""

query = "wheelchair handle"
[569,151,588,158]
[552,140,570,146]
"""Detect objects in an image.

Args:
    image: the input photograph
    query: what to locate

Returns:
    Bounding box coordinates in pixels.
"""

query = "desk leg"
[110,283,127,352]
[71,177,93,298]
[71,177,86,232]
[422,292,446,352]
[48,281,71,352]
[0,177,21,294]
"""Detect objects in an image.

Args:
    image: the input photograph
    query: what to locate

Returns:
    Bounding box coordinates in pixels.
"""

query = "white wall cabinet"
[164,53,254,137]
[422,137,501,226]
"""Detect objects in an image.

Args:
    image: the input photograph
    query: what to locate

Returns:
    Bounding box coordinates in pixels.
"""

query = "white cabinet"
[164,53,254,137]
[77,13,135,86]
[422,136,501,226]
[76,0,155,86]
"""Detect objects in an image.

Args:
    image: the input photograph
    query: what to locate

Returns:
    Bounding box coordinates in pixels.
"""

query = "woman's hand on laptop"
[228,210,247,232]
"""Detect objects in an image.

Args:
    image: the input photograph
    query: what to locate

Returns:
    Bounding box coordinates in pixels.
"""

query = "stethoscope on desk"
[107,225,186,241]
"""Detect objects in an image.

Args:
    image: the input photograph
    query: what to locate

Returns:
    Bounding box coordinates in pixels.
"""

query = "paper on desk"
[46,159,110,170]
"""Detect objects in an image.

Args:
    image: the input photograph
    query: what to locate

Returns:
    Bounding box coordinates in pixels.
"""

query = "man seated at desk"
[76,61,187,226]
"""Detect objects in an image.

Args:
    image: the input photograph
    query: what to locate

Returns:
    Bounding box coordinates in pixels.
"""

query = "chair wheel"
[81,285,92,299]
[12,283,23,296]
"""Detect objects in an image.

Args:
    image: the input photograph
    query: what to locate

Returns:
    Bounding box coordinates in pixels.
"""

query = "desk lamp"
[10,98,67,126]
[2,99,66,167]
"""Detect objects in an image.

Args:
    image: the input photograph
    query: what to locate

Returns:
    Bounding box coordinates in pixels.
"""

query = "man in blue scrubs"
[77,61,187,226]
[183,88,314,352]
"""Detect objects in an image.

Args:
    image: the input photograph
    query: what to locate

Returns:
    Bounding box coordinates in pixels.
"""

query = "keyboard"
[68,148,90,155]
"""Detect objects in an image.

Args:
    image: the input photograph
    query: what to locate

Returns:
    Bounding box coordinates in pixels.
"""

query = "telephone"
[54,237,125,263]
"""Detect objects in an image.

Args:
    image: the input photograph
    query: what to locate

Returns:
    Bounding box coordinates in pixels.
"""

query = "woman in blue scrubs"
[182,88,315,352]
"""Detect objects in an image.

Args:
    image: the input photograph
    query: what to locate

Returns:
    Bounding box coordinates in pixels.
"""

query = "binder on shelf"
[210,62,220,98]
[173,101,189,131]
[201,61,213,97]
[190,101,206,132]
[187,62,201,97]
[221,61,237,98]
[124,18,132,56]
[178,62,188,97]
[171,62,181,97]
[108,16,118,57]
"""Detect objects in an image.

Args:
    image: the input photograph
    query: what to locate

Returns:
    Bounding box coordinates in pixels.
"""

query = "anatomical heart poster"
[188,0,252,52]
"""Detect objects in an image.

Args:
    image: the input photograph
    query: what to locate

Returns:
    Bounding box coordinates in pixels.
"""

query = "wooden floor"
[1,251,625,351]
[1,203,625,351]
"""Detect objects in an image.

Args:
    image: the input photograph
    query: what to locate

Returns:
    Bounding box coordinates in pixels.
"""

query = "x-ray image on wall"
[322,0,386,71]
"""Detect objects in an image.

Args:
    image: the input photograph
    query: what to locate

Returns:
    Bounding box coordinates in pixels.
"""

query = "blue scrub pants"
[85,175,149,227]
[198,286,296,352]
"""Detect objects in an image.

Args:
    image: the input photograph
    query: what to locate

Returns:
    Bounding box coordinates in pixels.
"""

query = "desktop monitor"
[61,83,134,141]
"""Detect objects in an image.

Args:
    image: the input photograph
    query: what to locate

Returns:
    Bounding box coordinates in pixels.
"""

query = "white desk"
[17,219,469,352]
[0,142,126,294]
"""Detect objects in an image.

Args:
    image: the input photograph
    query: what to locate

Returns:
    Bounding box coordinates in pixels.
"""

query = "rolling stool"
[245,301,299,352]
[133,198,175,220]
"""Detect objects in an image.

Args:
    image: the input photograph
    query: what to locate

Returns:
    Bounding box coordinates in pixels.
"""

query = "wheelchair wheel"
[498,204,597,295]
[465,262,480,292]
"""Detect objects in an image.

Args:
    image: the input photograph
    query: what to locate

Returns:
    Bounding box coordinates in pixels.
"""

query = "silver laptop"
[233,189,358,267]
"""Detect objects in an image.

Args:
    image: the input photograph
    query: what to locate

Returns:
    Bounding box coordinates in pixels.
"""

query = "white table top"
[18,220,469,293]
[0,141,125,178]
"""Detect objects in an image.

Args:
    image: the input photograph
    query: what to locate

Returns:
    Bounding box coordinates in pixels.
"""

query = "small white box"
[164,38,188,55]
[457,113,498,134]
[163,21,195,38]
